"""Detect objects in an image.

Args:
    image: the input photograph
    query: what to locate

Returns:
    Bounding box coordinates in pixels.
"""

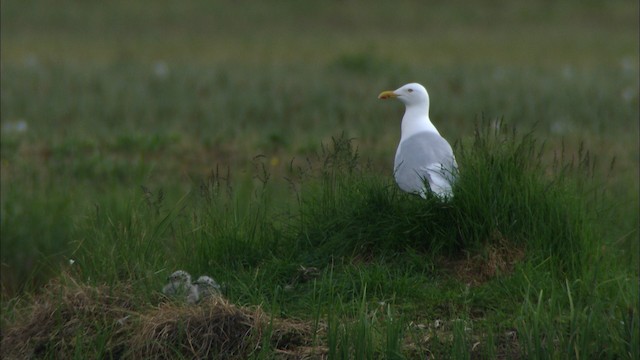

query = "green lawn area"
[1,1,638,358]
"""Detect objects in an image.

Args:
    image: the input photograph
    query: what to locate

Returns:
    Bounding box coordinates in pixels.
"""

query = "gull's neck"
[401,105,439,140]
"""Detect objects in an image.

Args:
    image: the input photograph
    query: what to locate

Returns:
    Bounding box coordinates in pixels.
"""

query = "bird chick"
[193,275,222,301]
[162,270,200,304]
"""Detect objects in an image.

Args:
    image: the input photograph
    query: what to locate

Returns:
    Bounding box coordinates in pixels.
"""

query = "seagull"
[162,270,199,304]
[193,275,222,301]
[378,83,457,198]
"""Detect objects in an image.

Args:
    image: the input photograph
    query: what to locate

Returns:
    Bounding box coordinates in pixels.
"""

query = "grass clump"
[452,121,596,276]
[294,121,596,282]
[1,274,137,359]
[516,277,639,359]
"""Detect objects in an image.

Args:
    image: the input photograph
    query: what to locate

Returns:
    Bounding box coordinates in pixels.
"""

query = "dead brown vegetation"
[1,275,136,359]
[444,231,526,286]
[1,274,322,359]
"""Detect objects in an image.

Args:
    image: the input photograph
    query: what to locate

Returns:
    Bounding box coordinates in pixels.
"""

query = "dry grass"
[131,299,261,359]
[1,274,137,359]
[405,319,522,360]
[443,230,526,286]
[131,298,318,359]
[1,274,324,359]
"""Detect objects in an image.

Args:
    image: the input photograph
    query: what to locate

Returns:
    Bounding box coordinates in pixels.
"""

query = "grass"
[1,1,638,358]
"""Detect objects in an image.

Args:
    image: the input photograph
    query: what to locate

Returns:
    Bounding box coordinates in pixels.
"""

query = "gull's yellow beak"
[378,90,397,100]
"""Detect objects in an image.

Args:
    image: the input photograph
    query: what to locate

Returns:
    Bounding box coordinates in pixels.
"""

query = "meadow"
[1,1,638,358]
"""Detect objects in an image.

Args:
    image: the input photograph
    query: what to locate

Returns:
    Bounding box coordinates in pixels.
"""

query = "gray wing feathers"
[394,132,457,197]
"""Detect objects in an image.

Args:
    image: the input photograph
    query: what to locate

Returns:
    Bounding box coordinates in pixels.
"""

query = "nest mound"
[132,297,312,359]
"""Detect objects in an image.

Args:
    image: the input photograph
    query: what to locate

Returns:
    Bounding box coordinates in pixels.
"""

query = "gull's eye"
[407,89,414,93]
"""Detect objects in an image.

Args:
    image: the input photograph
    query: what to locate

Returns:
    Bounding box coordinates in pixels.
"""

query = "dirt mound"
[444,231,526,286]
[1,275,136,359]
[1,275,322,359]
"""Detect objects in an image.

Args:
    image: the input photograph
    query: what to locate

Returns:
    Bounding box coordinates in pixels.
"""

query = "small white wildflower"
[153,60,170,79]
[561,64,574,79]
[23,55,39,68]
[2,120,28,134]
[492,67,507,81]
[68,259,75,265]
[621,87,636,103]
[550,118,573,135]
[620,57,634,74]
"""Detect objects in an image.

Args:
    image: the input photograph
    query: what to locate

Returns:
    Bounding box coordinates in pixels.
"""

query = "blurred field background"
[1,0,638,358]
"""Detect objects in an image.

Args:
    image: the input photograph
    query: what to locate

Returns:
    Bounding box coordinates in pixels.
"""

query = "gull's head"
[378,83,429,107]
[168,270,191,284]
